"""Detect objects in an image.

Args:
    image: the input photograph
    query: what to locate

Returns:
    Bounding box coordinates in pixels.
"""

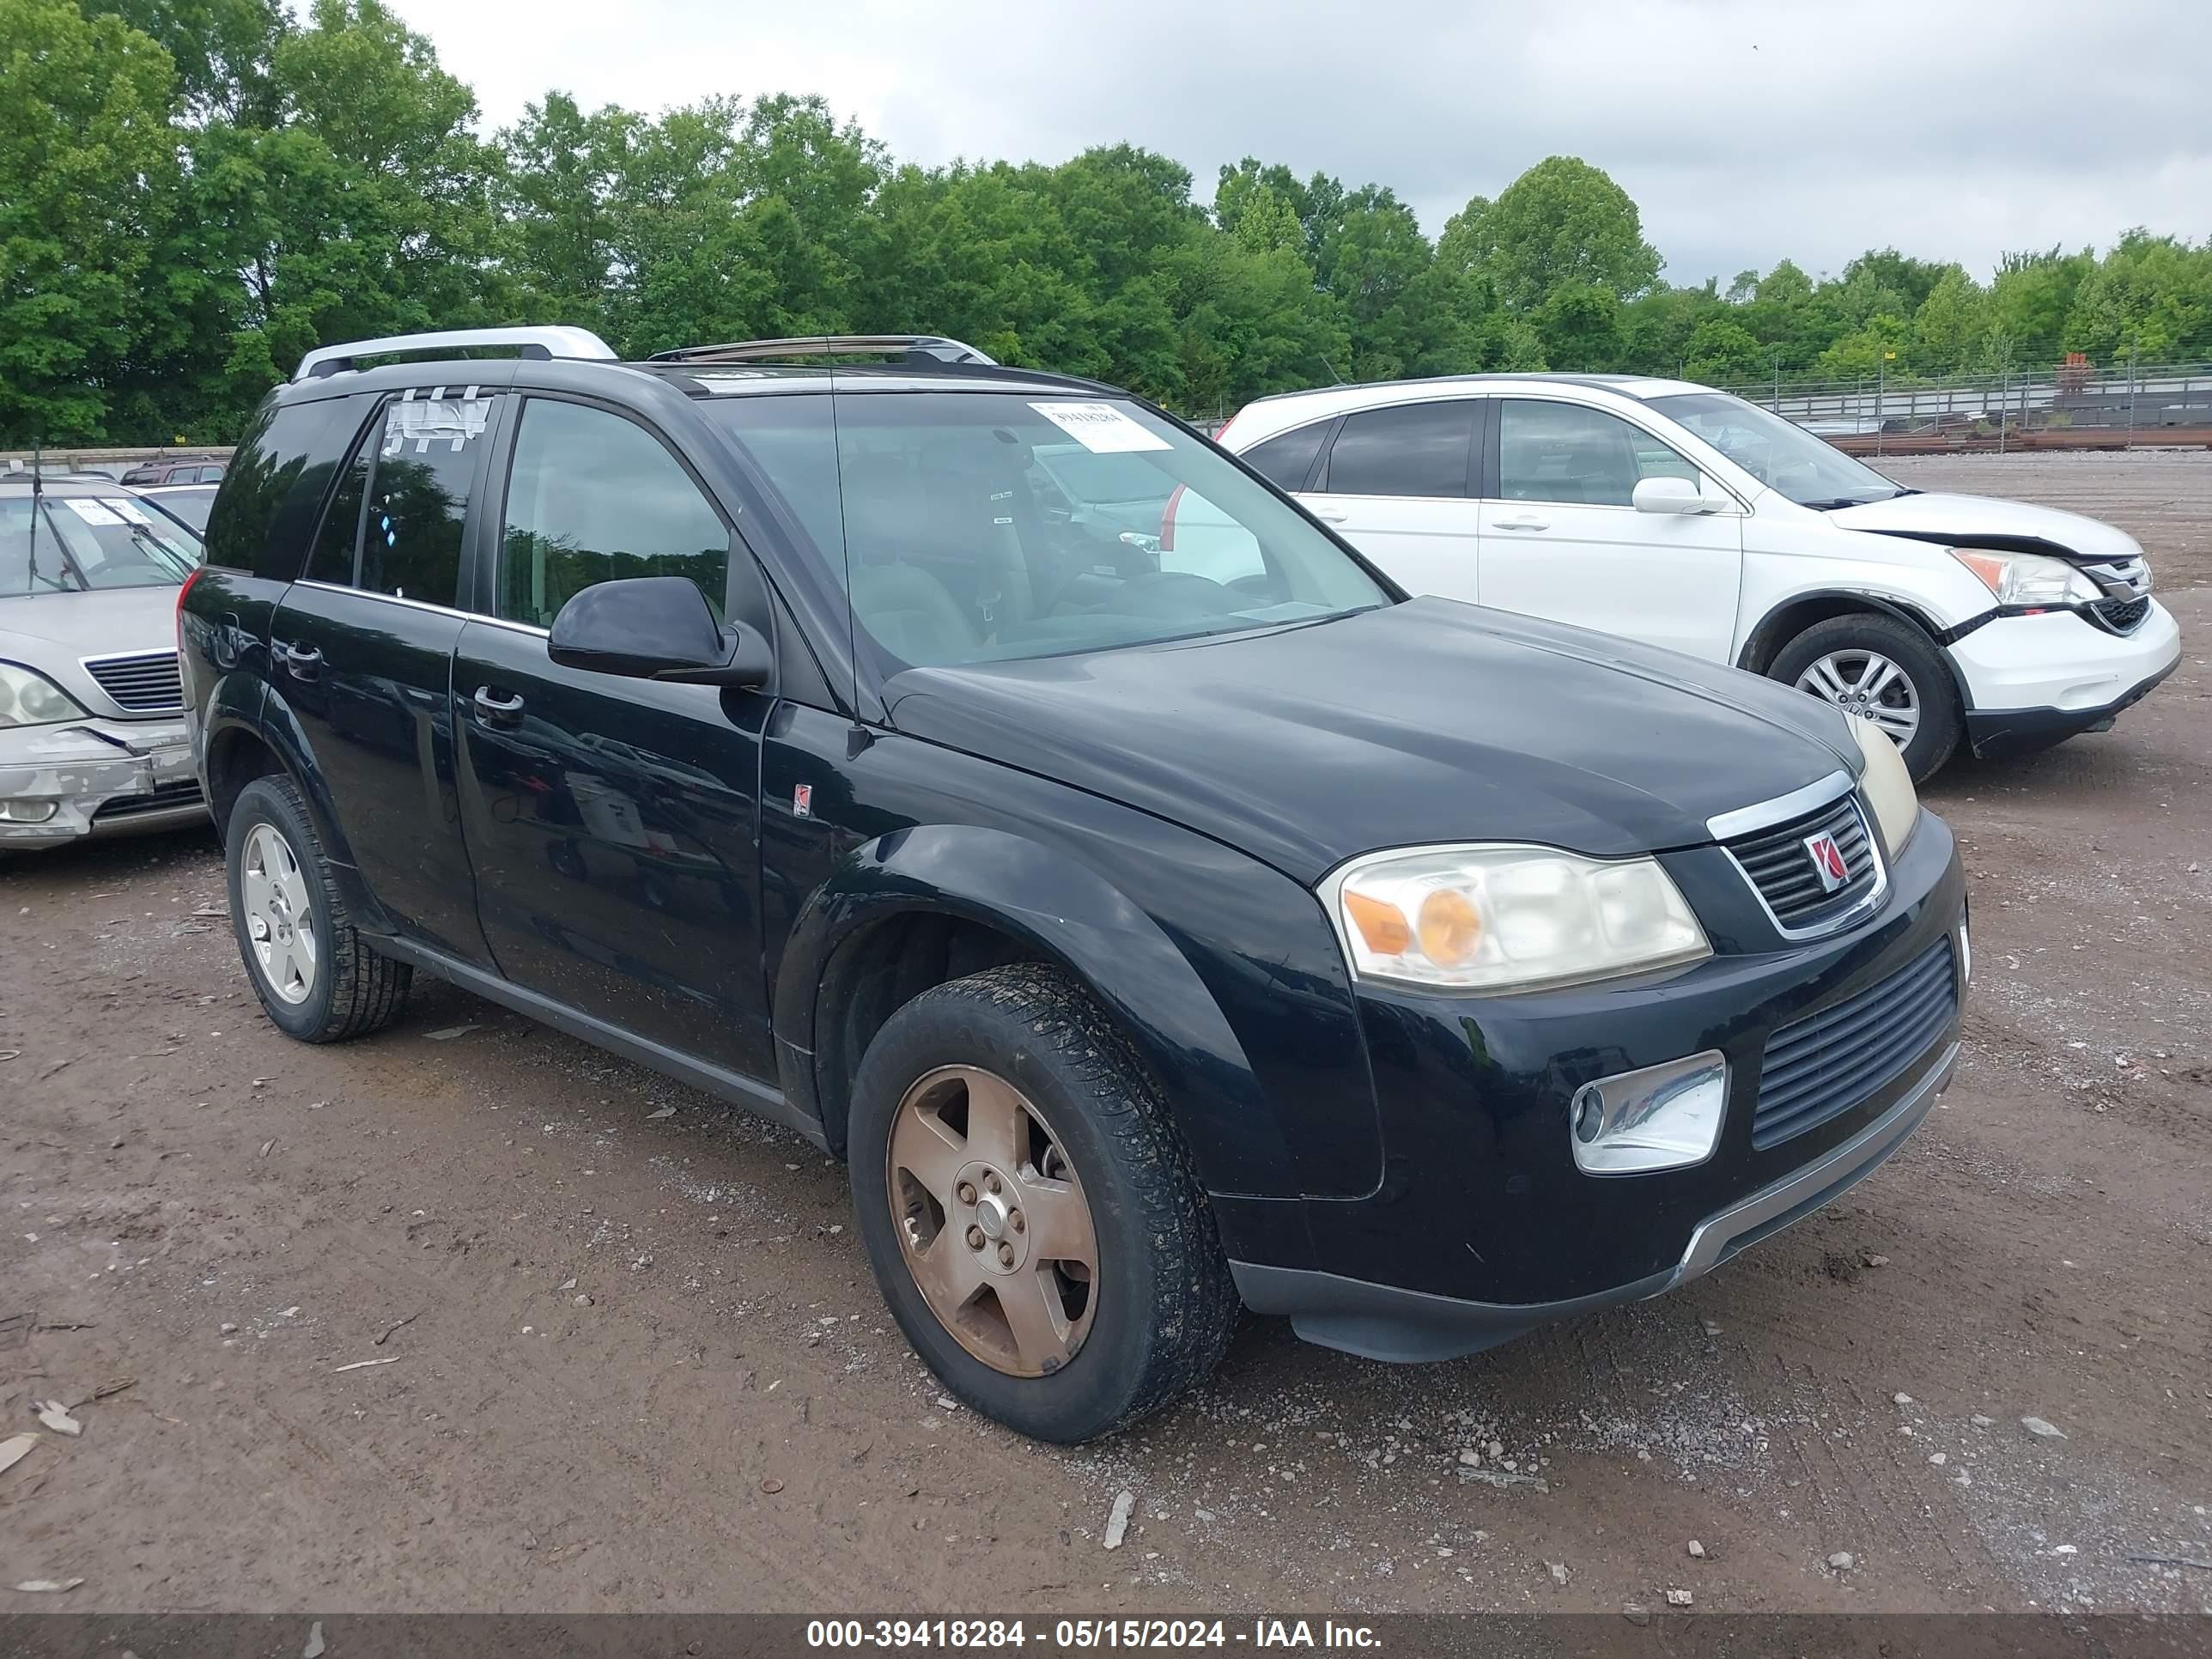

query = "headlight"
[1951,548,2099,607]
[0,662,87,730]
[1848,713,1918,857]
[1326,843,1711,994]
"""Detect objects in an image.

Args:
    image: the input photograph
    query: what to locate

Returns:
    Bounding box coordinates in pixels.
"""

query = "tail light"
[1159,484,1187,553]
[176,565,205,659]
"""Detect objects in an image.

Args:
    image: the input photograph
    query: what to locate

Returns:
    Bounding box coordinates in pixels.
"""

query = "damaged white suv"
[1,475,207,850]
[1209,375,2181,780]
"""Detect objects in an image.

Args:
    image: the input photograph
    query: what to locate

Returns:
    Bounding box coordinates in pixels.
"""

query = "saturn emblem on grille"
[1802,830,1850,893]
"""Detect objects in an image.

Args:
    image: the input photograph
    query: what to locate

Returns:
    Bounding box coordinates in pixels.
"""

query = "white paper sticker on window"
[384,392,492,456]
[61,498,125,526]
[111,499,154,526]
[1029,401,1171,453]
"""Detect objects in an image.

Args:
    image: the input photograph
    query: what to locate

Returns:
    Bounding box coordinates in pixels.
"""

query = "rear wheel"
[225,776,410,1042]
[847,964,1237,1443]
[1770,612,1962,782]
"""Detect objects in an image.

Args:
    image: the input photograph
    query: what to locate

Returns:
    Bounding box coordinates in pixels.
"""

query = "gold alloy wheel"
[885,1065,1100,1378]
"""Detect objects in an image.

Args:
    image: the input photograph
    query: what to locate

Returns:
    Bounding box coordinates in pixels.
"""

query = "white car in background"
[1202,374,2180,780]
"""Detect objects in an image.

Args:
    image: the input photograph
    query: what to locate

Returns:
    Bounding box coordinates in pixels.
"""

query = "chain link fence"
[1717,359,2212,455]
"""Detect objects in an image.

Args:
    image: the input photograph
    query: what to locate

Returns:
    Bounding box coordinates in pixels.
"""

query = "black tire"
[225,775,410,1042]
[847,963,1238,1443]
[1768,612,1963,782]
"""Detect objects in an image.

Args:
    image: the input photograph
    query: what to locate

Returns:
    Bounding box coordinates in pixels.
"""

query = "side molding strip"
[374,936,827,1149]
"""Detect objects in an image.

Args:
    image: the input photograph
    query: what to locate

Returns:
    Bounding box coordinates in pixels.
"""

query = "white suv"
[1203,375,2181,779]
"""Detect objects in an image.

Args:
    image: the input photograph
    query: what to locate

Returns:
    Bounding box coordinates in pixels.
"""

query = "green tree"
[0,0,181,442]
[1683,317,1768,386]
[1534,283,1621,370]
[1814,313,1911,380]
[1987,246,2094,365]
[1910,265,1990,374]
[1442,157,1660,313]
[2061,231,2212,363]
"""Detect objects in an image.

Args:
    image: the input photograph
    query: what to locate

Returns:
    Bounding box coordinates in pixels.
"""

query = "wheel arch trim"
[772,823,1299,1204]
[1736,587,1977,713]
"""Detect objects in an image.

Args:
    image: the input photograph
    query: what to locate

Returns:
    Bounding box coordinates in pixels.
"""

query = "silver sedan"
[1,477,209,850]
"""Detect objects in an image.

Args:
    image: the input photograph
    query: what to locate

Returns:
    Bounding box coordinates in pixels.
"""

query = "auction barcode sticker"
[1030,401,1171,453]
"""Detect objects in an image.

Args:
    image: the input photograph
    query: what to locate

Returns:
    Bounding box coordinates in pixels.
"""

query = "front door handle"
[1492,514,1550,532]
[473,686,526,728]
[281,641,323,680]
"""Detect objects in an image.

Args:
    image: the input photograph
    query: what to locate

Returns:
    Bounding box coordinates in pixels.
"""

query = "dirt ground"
[3,451,2209,1618]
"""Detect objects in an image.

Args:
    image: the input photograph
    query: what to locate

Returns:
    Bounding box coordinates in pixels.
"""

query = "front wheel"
[1769,613,1963,783]
[847,964,1238,1443]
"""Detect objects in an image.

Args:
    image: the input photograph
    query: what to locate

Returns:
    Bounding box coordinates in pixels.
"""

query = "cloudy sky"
[388,0,2211,288]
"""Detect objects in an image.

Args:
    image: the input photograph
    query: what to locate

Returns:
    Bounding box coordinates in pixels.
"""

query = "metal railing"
[1717,359,2212,455]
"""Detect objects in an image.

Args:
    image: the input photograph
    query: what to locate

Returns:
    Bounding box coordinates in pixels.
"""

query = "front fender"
[775,823,1304,1201]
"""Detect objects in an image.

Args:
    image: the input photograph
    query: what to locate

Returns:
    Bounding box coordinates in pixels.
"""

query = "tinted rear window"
[204,395,379,580]
[1322,401,1476,497]
[1243,422,1328,490]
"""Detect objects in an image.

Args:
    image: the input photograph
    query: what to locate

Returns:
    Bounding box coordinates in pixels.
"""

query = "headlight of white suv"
[1950,548,2099,607]
[0,662,88,730]
[1325,844,1711,994]
[1849,713,1919,858]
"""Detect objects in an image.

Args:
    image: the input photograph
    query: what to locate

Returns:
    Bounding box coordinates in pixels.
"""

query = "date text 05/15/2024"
[805,1620,1383,1650]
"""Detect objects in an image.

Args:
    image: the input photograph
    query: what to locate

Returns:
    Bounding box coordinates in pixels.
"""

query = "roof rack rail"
[648,334,998,368]
[295,325,618,382]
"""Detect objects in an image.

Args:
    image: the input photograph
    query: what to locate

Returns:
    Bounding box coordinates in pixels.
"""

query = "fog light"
[1957,920,1972,983]
[1569,1050,1728,1176]
[0,799,58,823]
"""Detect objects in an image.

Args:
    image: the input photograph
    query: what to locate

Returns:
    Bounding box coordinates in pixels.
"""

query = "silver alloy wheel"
[240,822,318,1005]
[1795,649,1921,746]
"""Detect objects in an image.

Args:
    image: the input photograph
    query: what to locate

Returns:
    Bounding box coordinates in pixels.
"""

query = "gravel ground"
[2,452,2208,1616]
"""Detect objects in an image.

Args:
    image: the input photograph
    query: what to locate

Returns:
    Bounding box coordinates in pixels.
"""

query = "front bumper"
[1235,1038,1956,1361]
[0,719,206,848]
[1218,805,1967,1361]
[1948,601,2181,756]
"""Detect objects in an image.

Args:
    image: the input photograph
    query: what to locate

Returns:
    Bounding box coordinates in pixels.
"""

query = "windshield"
[1647,392,1905,508]
[0,494,199,597]
[703,390,1389,670]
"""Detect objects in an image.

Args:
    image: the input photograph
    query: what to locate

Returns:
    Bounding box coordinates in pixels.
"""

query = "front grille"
[1753,939,1957,1150]
[92,780,204,822]
[2091,596,2150,635]
[1723,793,1881,934]
[83,650,184,713]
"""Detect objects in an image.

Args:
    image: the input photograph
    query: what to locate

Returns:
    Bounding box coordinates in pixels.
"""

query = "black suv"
[181,327,1967,1442]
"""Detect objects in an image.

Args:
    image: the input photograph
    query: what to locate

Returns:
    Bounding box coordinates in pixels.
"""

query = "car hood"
[884,599,1858,884]
[0,586,182,659]
[1828,491,2144,565]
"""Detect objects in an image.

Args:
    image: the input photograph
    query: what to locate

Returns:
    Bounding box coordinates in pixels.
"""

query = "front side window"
[305,393,495,605]
[0,493,197,597]
[1322,401,1476,498]
[1498,400,1696,507]
[497,400,729,629]
[703,390,1389,672]
[1646,392,1903,507]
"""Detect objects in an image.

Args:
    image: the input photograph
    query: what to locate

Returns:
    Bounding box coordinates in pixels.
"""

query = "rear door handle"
[473,686,526,728]
[1492,514,1550,531]
[282,642,323,680]
[1315,511,1349,524]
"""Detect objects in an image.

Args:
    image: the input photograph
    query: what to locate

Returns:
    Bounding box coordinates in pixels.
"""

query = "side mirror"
[1632,476,1710,515]
[547,576,769,689]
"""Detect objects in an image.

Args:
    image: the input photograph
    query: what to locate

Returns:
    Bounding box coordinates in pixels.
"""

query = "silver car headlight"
[0,661,88,730]
[1848,713,1918,858]
[1324,843,1711,994]
[1950,548,2099,607]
